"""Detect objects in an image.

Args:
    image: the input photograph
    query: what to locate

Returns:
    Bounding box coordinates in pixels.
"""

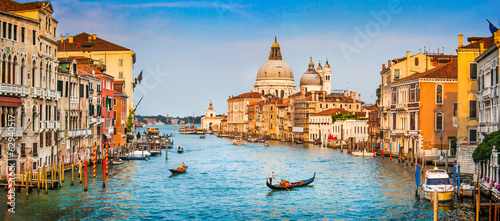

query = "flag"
[137,70,143,84]
[487,18,499,35]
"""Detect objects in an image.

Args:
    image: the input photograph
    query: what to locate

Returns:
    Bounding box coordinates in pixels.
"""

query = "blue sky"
[37,0,500,116]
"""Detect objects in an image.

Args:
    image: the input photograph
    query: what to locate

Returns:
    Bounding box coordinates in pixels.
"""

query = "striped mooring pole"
[93,143,96,178]
[105,143,109,175]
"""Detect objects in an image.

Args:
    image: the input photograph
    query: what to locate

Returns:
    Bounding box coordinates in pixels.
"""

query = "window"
[436,84,443,104]
[119,72,123,79]
[453,102,457,116]
[118,59,123,66]
[469,129,477,142]
[392,113,396,129]
[57,80,63,94]
[415,58,419,66]
[80,84,84,97]
[13,25,17,41]
[394,69,400,79]
[21,27,25,43]
[32,30,36,45]
[470,63,477,79]
[469,100,477,118]
[492,69,495,86]
[497,67,499,85]
[410,112,415,130]
[435,113,443,131]
[2,22,6,38]
[7,23,11,39]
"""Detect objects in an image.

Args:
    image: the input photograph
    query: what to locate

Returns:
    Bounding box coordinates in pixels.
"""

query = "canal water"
[0,125,476,220]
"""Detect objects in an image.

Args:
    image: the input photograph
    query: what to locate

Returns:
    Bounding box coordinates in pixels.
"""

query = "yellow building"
[455,34,492,174]
[57,33,136,114]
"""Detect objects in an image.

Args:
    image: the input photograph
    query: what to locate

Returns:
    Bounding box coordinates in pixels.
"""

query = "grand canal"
[0,125,476,220]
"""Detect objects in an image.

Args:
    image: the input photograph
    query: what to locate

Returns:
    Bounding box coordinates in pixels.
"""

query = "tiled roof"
[77,65,102,77]
[0,0,50,12]
[459,37,493,49]
[229,92,263,100]
[355,111,367,118]
[313,108,349,116]
[58,32,131,52]
[397,61,457,81]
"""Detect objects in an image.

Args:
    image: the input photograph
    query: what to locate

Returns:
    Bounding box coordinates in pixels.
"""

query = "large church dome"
[254,37,296,98]
[256,60,294,80]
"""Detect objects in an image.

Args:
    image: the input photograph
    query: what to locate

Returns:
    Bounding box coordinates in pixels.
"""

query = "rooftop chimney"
[353,92,357,100]
[388,60,392,67]
[69,36,73,44]
[406,51,410,59]
[92,34,97,40]
[479,42,484,54]
[382,64,386,70]
[358,93,361,101]
[458,34,463,47]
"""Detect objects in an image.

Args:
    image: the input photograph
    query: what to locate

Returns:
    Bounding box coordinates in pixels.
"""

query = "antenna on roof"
[442,47,444,54]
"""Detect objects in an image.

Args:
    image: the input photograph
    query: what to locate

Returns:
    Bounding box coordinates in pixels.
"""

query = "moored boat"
[150,150,161,156]
[233,139,244,145]
[351,150,375,157]
[422,167,455,203]
[266,172,316,190]
[200,135,206,139]
[294,139,303,144]
[112,159,124,165]
[169,166,188,174]
[177,146,184,153]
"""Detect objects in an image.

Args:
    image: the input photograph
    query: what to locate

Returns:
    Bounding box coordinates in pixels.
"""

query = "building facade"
[200,101,223,133]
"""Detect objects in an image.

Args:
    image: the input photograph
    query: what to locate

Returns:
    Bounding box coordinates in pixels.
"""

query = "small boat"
[200,135,206,139]
[177,147,184,153]
[258,139,265,143]
[266,172,316,190]
[233,139,244,145]
[150,150,161,156]
[294,139,303,144]
[352,150,375,157]
[422,167,455,203]
[112,159,124,165]
[459,179,474,198]
[169,166,188,174]
[131,150,151,157]
[119,156,150,161]
[313,139,321,145]
[264,143,269,147]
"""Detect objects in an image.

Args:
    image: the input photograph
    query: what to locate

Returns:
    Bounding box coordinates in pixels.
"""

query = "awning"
[0,96,22,107]
[103,133,111,138]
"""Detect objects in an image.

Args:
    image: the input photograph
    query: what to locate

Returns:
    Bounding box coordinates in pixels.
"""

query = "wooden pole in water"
[495,205,498,221]
[477,184,481,221]
[59,160,62,188]
[103,156,106,188]
[490,200,492,221]
[62,155,65,183]
[84,156,88,191]
[37,167,40,191]
[42,163,45,190]
[433,190,438,221]
[93,143,96,178]
[30,166,32,187]
[21,165,24,187]
[44,163,48,194]
[105,144,109,175]
[25,168,28,196]
[51,162,54,189]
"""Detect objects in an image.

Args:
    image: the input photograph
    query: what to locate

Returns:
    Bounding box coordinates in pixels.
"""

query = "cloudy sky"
[32,0,500,116]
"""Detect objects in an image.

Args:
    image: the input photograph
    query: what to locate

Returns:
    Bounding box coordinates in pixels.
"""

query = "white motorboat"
[351,150,375,157]
[112,159,124,165]
[129,150,151,157]
[422,167,455,203]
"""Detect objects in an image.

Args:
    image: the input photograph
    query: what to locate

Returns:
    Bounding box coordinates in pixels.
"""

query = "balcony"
[70,96,79,104]
[40,121,46,130]
[86,129,92,136]
[55,121,60,129]
[56,91,61,100]
[67,129,87,138]
[46,121,55,129]
[121,120,125,125]
[0,83,30,97]
[42,88,48,98]
[394,103,407,111]
[390,129,406,136]
[0,127,23,138]
[33,87,42,97]
[48,89,57,100]
[91,117,98,124]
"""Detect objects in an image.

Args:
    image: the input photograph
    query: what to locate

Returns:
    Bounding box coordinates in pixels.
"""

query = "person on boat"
[182,162,186,168]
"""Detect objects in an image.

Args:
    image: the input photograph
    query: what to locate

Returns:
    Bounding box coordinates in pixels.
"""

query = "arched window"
[436,84,443,104]
[39,61,43,88]
[1,54,6,83]
[31,61,35,87]
[280,90,284,98]
[261,90,264,95]
[415,58,419,66]
[21,58,25,86]
[435,113,443,131]
[275,90,278,96]
[12,56,17,84]
[7,55,11,84]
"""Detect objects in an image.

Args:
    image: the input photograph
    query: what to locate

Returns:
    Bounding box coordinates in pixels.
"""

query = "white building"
[200,101,223,133]
[477,31,500,141]
[299,58,332,93]
[309,109,369,143]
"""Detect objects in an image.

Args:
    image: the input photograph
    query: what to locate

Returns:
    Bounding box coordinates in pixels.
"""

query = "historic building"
[254,38,296,98]
[227,91,264,136]
[456,34,493,174]
[113,80,128,148]
[96,72,115,149]
[389,61,458,159]
[58,32,136,114]
[299,58,331,93]
[200,100,224,133]
[0,0,60,178]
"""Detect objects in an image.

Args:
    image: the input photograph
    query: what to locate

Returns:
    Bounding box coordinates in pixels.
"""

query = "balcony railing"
[86,129,92,136]
[55,121,60,129]
[42,89,48,98]
[0,127,23,138]
[48,90,57,99]
[33,87,42,97]
[56,91,61,100]
[0,83,30,97]
[40,121,46,130]
[46,121,55,129]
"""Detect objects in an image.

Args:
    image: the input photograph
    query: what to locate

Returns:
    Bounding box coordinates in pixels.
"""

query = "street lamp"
[440,131,443,156]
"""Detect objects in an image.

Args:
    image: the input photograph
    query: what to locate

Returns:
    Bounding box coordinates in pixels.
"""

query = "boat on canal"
[112,159,124,165]
[200,135,206,139]
[177,146,184,153]
[233,139,244,145]
[422,167,455,203]
[150,150,161,156]
[266,172,316,190]
[351,149,375,157]
[169,166,188,174]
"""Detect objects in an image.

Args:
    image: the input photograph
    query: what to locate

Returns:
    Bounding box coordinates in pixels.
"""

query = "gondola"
[266,172,315,190]
[177,148,184,153]
[169,166,188,174]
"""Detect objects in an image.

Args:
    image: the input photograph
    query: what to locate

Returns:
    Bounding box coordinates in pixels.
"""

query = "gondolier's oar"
[273,177,290,191]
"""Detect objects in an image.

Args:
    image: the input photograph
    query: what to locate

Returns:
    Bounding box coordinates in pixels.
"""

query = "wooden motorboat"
[266,173,315,190]
[200,135,206,139]
[294,139,303,144]
[264,143,269,147]
[169,166,188,174]
[233,139,244,145]
[150,150,161,156]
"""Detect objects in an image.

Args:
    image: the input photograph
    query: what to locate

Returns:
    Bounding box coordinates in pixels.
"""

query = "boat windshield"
[427,178,450,185]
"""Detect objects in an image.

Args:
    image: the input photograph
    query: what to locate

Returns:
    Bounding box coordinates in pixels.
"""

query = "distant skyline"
[33,0,499,117]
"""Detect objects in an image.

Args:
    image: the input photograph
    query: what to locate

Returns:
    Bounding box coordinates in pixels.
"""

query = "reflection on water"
[0,125,475,220]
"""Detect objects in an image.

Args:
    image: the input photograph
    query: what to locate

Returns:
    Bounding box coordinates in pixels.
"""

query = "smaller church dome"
[325,60,330,69]
[300,58,322,86]
[317,62,323,71]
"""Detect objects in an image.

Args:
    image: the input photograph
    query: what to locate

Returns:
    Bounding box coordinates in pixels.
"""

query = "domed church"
[254,37,297,98]
[299,58,332,93]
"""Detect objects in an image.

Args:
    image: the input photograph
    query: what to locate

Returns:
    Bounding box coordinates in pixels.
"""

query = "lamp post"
[440,131,443,156]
